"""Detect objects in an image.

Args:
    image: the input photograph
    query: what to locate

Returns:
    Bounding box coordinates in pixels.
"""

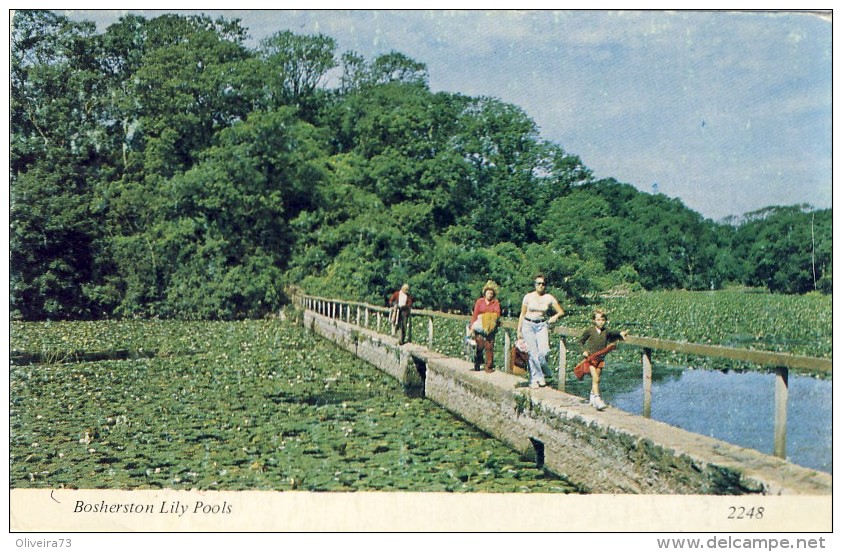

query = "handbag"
[509,340,529,375]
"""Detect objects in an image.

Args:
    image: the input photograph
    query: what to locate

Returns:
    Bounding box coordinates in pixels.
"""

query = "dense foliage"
[11,11,832,321]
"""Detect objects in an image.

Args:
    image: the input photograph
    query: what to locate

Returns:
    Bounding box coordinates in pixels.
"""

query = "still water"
[599,369,832,474]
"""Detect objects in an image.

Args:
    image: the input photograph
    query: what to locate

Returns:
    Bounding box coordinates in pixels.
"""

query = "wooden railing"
[296,293,831,459]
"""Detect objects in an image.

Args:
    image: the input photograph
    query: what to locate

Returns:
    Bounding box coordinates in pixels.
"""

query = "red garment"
[574,343,617,380]
[469,297,501,327]
[474,334,495,372]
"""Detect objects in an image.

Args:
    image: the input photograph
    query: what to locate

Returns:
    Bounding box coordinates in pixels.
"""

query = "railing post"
[390,309,396,336]
[427,317,434,349]
[365,307,369,328]
[503,331,511,373]
[557,337,567,391]
[356,305,360,326]
[377,311,382,332]
[642,348,653,418]
[774,366,789,459]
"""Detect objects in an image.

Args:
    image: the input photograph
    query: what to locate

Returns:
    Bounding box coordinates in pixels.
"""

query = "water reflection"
[604,369,831,474]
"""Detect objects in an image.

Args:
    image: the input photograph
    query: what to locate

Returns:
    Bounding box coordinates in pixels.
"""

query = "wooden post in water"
[642,348,653,418]
[503,331,511,373]
[557,337,567,391]
[427,317,434,349]
[774,366,789,459]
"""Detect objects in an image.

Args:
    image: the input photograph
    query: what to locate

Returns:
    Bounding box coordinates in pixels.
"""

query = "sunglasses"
[534,281,546,286]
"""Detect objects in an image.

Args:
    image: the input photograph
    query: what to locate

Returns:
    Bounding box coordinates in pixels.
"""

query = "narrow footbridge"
[296,293,831,495]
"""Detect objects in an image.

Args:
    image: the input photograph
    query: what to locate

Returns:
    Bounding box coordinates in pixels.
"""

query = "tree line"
[10,11,832,321]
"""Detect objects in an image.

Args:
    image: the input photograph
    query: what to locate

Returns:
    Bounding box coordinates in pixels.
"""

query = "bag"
[509,342,529,375]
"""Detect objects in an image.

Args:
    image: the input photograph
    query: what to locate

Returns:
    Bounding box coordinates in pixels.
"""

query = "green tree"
[131,26,252,178]
[258,31,338,117]
[129,109,328,318]
[338,50,429,92]
[451,97,589,244]
[10,10,108,319]
[735,205,831,294]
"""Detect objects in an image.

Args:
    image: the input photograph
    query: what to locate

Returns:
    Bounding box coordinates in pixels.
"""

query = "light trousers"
[521,320,550,384]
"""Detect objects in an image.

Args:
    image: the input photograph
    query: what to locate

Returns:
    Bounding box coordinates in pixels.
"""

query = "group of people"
[388,275,628,411]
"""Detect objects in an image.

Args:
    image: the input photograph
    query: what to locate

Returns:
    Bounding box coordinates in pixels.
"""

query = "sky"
[58,8,832,222]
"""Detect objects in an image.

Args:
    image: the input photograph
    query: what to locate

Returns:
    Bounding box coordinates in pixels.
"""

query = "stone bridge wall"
[303,310,832,495]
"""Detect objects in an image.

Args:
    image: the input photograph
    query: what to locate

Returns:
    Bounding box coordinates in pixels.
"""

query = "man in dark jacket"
[388,283,413,344]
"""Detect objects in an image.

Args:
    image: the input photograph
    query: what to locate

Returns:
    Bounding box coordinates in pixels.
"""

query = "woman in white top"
[516,274,565,388]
